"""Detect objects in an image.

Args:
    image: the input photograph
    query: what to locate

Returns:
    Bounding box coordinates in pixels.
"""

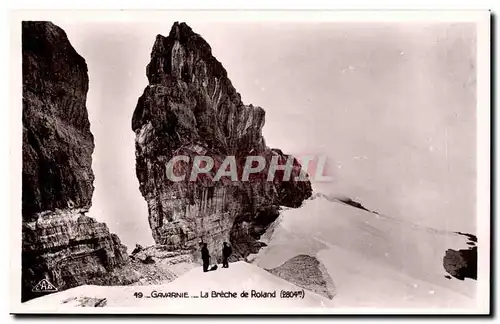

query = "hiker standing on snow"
[201,243,210,272]
[222,242,232,268]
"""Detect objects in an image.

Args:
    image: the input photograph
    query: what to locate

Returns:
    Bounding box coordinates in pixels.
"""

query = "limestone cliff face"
[132,22,312,262]
[22,21,94,219]
[22,21,134,301]
[22,209,137,302]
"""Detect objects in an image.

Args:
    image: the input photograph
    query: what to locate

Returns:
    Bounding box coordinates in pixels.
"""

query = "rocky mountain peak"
[133,22,312,262]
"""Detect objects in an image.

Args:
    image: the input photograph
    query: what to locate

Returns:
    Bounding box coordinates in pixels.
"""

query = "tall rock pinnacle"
[132,22,312,261]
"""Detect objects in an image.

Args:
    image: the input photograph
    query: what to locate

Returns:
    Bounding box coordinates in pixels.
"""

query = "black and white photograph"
[9,10,490,314]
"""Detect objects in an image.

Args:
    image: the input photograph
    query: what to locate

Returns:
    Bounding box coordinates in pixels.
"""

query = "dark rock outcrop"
[131,244,144,255]
[443,247,477,280]
[443,233,477,281]
[132,22,312,262]
[267,254,335,299]
[22,21,135,302]
[129,245,194,285]
[336,197,371,212]
[312,193,379,214]
[455,232,477,243]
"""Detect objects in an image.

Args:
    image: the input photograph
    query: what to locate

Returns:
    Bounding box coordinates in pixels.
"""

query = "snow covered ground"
[21,261,332,314]
[20,194,480,314]
[250,194,478,310]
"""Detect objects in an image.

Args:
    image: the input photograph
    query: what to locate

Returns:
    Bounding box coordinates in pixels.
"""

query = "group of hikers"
[200,241,232,272]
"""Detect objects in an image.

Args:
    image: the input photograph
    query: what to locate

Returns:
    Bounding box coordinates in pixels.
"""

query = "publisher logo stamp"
[32,279,58,293]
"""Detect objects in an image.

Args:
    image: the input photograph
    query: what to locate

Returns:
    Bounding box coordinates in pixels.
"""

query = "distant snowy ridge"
[250,194,477,309]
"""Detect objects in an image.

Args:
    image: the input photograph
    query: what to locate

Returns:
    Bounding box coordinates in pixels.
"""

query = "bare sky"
[55,20,476,249]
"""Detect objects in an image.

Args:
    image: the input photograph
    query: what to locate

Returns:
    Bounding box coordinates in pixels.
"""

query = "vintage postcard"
[10,10,490,314]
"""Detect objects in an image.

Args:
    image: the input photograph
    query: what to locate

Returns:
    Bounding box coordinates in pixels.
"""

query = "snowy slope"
[22,261,332,314]
[21,195,479,313]
[250,195,477,310]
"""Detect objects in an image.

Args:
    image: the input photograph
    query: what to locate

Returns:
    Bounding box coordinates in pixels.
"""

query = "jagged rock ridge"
[22,21,135,302]
[132,22,312,262]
